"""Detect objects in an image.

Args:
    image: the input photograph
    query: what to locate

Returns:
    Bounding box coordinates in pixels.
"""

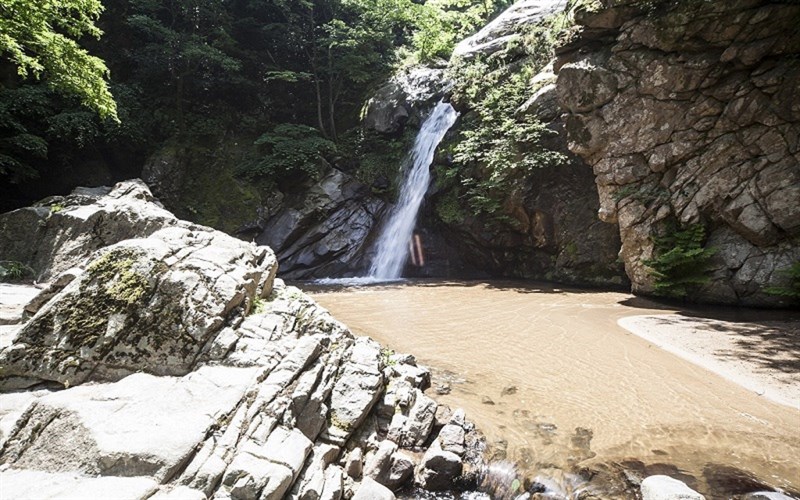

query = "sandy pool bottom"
[306,280,800,497]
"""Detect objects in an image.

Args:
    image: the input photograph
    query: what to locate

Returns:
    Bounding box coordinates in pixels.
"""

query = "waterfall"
[369,101,458,280]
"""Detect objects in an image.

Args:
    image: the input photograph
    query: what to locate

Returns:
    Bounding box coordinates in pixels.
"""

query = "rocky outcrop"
[363,67,448,136]
[256,169,385,279]
[0,181,176,282]
[415,5,626,285]
[452,0,568,59]
[555,0,800,305]
[0,182,484,498]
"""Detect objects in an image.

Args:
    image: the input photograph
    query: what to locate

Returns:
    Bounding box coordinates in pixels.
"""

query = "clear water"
[368,101,458,279]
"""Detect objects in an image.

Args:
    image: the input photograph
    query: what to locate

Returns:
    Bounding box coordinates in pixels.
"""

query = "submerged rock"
[641,475,705,500]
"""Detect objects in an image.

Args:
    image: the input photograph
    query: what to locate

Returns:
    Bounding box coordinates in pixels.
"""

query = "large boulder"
[0,180,176,282]
[555,0,800,305]
[0,180,486,499]
[363,67,448,136]
[0,225,276,389]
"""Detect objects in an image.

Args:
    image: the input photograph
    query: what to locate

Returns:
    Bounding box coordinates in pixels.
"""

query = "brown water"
[305,280,800,498]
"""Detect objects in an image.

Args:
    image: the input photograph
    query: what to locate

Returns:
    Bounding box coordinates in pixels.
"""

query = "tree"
[0,0,117,119]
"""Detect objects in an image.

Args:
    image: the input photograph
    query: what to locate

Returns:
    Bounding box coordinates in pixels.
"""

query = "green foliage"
[0,0,117,119]
[242,124,336,182]
[764,262,800,300]
[407,0,513,63]
[0,261,34,282]
[643,223,717,298]
[251,297,267,315]
[435,190,466,225]
[443,37,566,223]
[339,128,415,196]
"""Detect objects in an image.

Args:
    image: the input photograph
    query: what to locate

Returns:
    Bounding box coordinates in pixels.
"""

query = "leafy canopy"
[0,0,117,120]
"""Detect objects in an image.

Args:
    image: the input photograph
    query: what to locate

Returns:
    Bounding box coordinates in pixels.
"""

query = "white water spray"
[368,101,458,280]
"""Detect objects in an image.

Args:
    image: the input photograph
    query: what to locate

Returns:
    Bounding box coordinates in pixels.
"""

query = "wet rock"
[501,386,518,396]
[641,475,705,500]
[743,493,795,500]
[416,442,463,491]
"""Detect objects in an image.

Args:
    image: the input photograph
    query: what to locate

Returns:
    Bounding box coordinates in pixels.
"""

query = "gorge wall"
[555,0,800,305]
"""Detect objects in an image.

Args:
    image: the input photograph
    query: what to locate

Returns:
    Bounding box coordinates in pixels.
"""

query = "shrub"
[240,124,335,182]
[0,261,34,282]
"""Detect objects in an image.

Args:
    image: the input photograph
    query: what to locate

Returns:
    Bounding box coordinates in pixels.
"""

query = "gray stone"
[555,0,800,306]
[0,469,159,500]
[1,366,257,481]
[416,444,463,491]
[323,337,384,445]
[438,424,466,456]
[345,447,363,479]
[352,477,396,500]
[0,180,178,282]
[0,223,277,389]
[363,67,447,135]
[256,169,385,280]
[149,486,207,500]
[0,283,40,325]
[640,475,705,500]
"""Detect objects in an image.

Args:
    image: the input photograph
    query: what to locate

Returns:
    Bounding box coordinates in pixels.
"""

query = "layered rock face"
[0,181,483,499]
[556,0,800,305]
[142,149,387,280]
[254,169,385,279]
[412,0,626,285]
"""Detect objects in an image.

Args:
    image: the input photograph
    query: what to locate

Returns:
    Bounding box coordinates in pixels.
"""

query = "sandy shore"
[619,314,800,411]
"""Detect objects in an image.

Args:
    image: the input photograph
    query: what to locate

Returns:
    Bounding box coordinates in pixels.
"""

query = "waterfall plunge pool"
[303,279,800,499]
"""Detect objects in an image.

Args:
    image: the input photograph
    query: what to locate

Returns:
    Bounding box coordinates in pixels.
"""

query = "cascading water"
[368,101,458,280]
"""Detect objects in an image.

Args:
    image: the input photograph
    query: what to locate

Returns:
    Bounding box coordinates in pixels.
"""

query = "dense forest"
[0,0,513,211]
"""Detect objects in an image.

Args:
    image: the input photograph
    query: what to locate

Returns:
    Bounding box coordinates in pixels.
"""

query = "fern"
[764,262,800,300]
[644,223,716,298]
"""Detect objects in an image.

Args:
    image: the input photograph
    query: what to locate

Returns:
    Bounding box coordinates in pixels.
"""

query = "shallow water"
[305,280,800,498]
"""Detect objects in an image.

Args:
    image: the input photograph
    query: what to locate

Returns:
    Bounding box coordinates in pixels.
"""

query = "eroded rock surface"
[255,169,385,279]
[0,182,484,498]
[556,0,800,305]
